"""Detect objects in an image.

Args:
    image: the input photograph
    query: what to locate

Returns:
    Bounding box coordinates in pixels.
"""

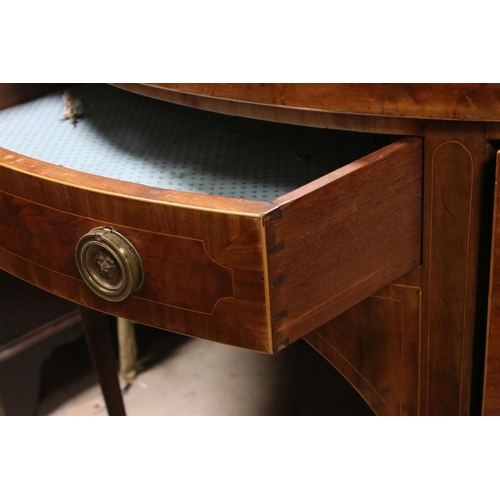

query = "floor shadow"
[37,321,374,416]
[256,340,374,416]
[37,320,192,416]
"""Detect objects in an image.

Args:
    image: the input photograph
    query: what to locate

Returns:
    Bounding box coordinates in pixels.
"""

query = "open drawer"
[0,84,422,353]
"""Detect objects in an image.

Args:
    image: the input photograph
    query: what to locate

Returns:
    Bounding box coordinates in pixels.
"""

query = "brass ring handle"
[75,227,144,302]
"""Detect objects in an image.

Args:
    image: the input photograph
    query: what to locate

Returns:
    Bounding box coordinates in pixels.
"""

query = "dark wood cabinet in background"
[0,270,82,415]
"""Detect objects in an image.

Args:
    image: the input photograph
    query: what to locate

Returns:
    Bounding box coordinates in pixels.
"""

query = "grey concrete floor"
[37,323,374,416]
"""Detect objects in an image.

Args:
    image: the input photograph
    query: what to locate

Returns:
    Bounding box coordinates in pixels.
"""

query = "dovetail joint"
[269,240,285,254]
[272,309,288,324]
[266,207,282,223]
[271,274,286,288]
[276,338,290,351]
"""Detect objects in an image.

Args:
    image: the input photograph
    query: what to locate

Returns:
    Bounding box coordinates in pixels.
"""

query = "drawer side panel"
[265,137,423,351]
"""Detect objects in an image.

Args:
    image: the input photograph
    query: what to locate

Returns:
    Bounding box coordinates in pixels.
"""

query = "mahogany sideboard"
[1,83,500,416]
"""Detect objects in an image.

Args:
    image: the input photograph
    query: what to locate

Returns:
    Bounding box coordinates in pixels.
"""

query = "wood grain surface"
[5,84,498,415]
[306,281,422,416]
[112,83,423,136]
[483,152,500,415]
[0,149,273,353]
[114,83,500,122]
[266,137,422,351]
[421,122,497,415]
[0,134,422,355]
[0,84,68,111]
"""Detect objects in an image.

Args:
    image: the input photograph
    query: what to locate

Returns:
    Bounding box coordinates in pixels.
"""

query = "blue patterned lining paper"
[0,84,378,201]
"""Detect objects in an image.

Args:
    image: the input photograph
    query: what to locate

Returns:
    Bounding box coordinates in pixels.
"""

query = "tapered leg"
[79,307,126,416]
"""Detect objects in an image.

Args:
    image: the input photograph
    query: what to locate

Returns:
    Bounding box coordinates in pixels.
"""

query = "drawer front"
[0,151,273,352]
[0,136,422,354]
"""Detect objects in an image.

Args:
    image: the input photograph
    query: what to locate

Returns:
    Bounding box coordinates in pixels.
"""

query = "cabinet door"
[483,151,500,415]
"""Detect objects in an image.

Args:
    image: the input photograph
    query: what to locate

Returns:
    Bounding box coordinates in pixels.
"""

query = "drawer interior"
[0,84,397,201]
[0,84,421,354]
